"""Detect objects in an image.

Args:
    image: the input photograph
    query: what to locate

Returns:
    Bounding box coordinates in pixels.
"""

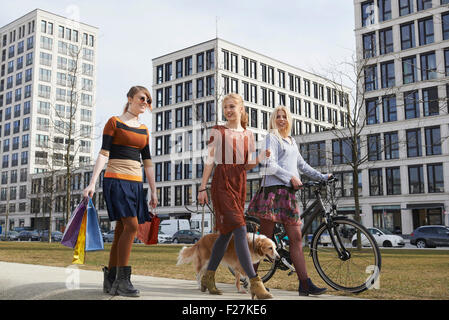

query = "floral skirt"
[247,185,301,226]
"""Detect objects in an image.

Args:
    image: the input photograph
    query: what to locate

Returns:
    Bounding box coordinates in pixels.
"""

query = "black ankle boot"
[298,278,327,296]
[103,266,116,293]
[110,266,140,297]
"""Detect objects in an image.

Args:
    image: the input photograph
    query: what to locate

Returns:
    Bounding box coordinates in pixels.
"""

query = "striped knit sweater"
[100,116,153,182]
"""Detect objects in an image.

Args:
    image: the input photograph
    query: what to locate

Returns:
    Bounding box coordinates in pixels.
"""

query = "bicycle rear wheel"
[311,218,381,293]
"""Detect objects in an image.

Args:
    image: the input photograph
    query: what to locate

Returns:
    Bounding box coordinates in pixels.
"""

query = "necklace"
[127,110,138,118]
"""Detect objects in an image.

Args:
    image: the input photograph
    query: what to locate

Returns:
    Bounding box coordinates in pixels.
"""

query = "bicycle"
[236,177,382,294]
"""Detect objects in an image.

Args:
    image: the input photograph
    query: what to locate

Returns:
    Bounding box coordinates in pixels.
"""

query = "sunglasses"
[139,96,152,104]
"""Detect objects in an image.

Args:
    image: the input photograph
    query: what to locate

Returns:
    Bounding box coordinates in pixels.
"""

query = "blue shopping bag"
[85,198,104,252]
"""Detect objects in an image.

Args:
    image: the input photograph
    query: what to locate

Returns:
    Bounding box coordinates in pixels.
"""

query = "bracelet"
[198,188,207,192]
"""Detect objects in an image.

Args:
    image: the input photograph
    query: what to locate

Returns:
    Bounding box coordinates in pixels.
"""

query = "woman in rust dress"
[197,93,271,300]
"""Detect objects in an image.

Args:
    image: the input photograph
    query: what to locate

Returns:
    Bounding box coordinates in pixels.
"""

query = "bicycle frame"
[299,186,352,260]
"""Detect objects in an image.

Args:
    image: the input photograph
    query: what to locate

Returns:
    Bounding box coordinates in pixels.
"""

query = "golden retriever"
[177,232,279,293]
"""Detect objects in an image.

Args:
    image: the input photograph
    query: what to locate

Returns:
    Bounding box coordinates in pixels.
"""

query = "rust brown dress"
[209,125,255,234]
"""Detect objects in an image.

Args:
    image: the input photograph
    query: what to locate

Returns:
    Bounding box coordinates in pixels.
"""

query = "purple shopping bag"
[61,198,88,248]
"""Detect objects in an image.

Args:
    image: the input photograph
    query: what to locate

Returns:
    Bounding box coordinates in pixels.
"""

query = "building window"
[176,59,183,79]
[184,81,192,101]
[402,56,417,84]
[332,138,358,165]
[384,131,399,160]
[379,28,393,55]
[163,135,171,155]
[418,17,434,45]
[363,32,376,58]
[175,83,183,103]
[184,185,192,206]
[367,134,381,161]
[406,128,422,157]
[163,187,171,207]
[156,65,163,84]
[382,95,397,122]
[175,186,182,206]
[408,165,424,194]
[422,86,439,116]
[362,1,375,27]
[386,167,401,195]
[155,163,162,182]
[184,105,192,126]
[444,49,449,76]
[206,101,215,122]
[164,62,172,81]
[175,107,183,128]
[364,65,378,91]
[206,76,214,96]
[369,168,383,196]
[197,53,204,73]
[380,61,395,88]
[156,89,163,107]
[425,126,441,155]
[417,0,432,11]
[164,86,172,106]
[196,78,204,98]
[206,49,215,70]
[366,98,379,124]
[442,12,449,40]
[420,51,437,80]
[185,56,192,76]
[427,163,444,193]
[378,0,392,22]
[164,161,171,181]
[155,136,162,156]
[399,0,414,16]
[404,90,419,119]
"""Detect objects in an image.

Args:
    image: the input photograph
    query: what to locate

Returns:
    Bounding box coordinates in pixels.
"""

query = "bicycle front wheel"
[311,218,381,293]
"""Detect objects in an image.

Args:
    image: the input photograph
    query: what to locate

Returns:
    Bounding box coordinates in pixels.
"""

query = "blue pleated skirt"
[103,178,151,224]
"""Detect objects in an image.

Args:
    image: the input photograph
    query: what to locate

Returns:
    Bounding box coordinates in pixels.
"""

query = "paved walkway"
[0,261,363,300]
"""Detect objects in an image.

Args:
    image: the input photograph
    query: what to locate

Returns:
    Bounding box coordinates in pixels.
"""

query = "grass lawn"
[0,241,448,300]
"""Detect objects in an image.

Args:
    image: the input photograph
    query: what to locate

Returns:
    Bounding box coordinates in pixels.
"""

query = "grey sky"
[0,0,356,153]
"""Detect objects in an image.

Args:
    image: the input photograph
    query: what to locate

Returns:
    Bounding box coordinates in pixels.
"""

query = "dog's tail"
[176,245,197,265]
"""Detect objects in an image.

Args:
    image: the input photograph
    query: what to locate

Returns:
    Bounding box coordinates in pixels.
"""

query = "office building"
[0,9,97,231]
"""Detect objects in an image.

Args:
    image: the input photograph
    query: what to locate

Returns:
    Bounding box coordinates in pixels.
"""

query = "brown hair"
[223,93,248,129]
[123,85,152,113]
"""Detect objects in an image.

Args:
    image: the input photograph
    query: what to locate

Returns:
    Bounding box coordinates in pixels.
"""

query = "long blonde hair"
[223,93,248,129]
[269,106,293,144]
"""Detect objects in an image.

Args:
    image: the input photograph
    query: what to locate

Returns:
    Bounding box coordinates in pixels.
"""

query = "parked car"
[410,225,449,248]
[351,227,405,247]
[40,230,63,242]
[306,231,331,246]
[103,230,115,243]
[18,230,41,241]
[0,230,19,241]
[171,230,202,244]
[158,231,172,243]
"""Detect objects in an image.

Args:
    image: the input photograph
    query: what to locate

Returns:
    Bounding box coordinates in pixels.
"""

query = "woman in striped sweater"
[83,86,158,297]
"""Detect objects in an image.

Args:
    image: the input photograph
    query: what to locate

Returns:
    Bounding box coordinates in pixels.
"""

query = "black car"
[18,230,41,241]
[172,230,202,244]
[410,225,449,248]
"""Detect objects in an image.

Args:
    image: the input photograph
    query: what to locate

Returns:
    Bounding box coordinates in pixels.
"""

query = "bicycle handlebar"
[302,176,338,189]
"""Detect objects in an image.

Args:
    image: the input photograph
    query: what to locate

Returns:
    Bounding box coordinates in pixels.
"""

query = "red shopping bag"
[137,213,160,245]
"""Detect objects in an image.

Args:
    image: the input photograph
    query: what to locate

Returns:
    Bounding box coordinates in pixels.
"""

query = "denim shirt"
[261,133,327,187]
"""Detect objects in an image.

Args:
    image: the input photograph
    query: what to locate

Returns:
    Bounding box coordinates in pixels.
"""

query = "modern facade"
[0,9,97,232]
[151,38,351,219]
[295,0,449,235]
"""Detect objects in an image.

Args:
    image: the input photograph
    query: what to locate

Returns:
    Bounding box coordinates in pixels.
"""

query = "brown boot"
[200,270,223,295]
[249,275,273,300]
